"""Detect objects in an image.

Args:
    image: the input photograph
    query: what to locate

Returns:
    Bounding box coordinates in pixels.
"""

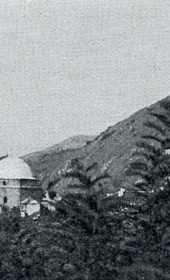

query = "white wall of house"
[0,179,20,208]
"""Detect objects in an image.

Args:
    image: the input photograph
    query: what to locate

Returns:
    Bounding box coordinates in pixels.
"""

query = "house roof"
[0,156,36,180]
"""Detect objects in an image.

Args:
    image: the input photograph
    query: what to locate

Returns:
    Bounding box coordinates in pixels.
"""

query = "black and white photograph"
[0,0,170,279]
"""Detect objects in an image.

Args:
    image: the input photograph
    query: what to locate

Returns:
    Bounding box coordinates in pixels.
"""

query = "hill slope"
[23,135,95,182]
[23,96,170,198]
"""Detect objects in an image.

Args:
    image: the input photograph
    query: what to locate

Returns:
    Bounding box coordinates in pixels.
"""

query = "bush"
[118,264,170,280]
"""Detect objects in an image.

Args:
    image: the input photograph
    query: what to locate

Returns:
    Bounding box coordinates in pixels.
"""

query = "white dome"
[0,156,36,180]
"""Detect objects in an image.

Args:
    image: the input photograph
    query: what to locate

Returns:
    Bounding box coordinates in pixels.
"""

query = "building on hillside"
[20,197,40,218]
[0,156,42,216]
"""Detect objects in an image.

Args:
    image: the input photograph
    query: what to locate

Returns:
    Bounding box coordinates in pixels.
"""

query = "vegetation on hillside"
[0,180,170,279]
[23,96,170,198]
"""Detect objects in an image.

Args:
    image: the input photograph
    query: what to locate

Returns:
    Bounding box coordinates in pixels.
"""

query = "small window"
[3,197,7,204]
[2,181,6,186]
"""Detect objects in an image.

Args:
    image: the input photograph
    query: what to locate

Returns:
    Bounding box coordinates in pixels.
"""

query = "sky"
[0,0,170,156]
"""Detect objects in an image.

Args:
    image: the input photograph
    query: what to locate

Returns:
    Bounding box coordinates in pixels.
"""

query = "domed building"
[0,156,42,211]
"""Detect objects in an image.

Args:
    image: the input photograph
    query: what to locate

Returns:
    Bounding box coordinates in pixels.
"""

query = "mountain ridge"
[23,96,170,199]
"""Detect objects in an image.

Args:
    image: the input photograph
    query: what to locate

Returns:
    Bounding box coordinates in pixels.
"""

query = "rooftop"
[0,156,36,180]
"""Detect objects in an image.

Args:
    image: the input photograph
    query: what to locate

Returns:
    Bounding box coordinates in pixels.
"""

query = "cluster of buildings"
[0,156,56,218]
[2,153,164,218]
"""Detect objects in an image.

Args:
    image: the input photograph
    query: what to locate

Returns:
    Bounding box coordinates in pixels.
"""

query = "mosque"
[0,156,42,216]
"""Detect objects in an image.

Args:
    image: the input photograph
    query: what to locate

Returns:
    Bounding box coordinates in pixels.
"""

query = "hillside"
[3,95,170,280]
[23,96,170,200]
[23,135,95,185]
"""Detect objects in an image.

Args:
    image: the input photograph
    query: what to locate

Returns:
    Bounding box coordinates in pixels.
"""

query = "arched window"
[3,197,7,204]
[2,181,6,186]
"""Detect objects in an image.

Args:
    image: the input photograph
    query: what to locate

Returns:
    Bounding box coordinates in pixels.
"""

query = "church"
[0,156,42,215]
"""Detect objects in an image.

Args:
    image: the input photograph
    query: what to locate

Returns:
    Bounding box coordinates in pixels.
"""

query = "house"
[20,197,40,217]
[0,156,42,215]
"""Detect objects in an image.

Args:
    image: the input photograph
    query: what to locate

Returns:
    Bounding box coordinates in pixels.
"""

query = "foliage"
[0,207,21,233]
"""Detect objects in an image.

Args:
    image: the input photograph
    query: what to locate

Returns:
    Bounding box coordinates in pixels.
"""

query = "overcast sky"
[0,0,170,156]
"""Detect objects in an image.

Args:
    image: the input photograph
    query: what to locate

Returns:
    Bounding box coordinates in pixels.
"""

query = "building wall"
[20,188,42,202]
[0,179,20,208]
[20,179,42,202]
[0,179,42,209]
